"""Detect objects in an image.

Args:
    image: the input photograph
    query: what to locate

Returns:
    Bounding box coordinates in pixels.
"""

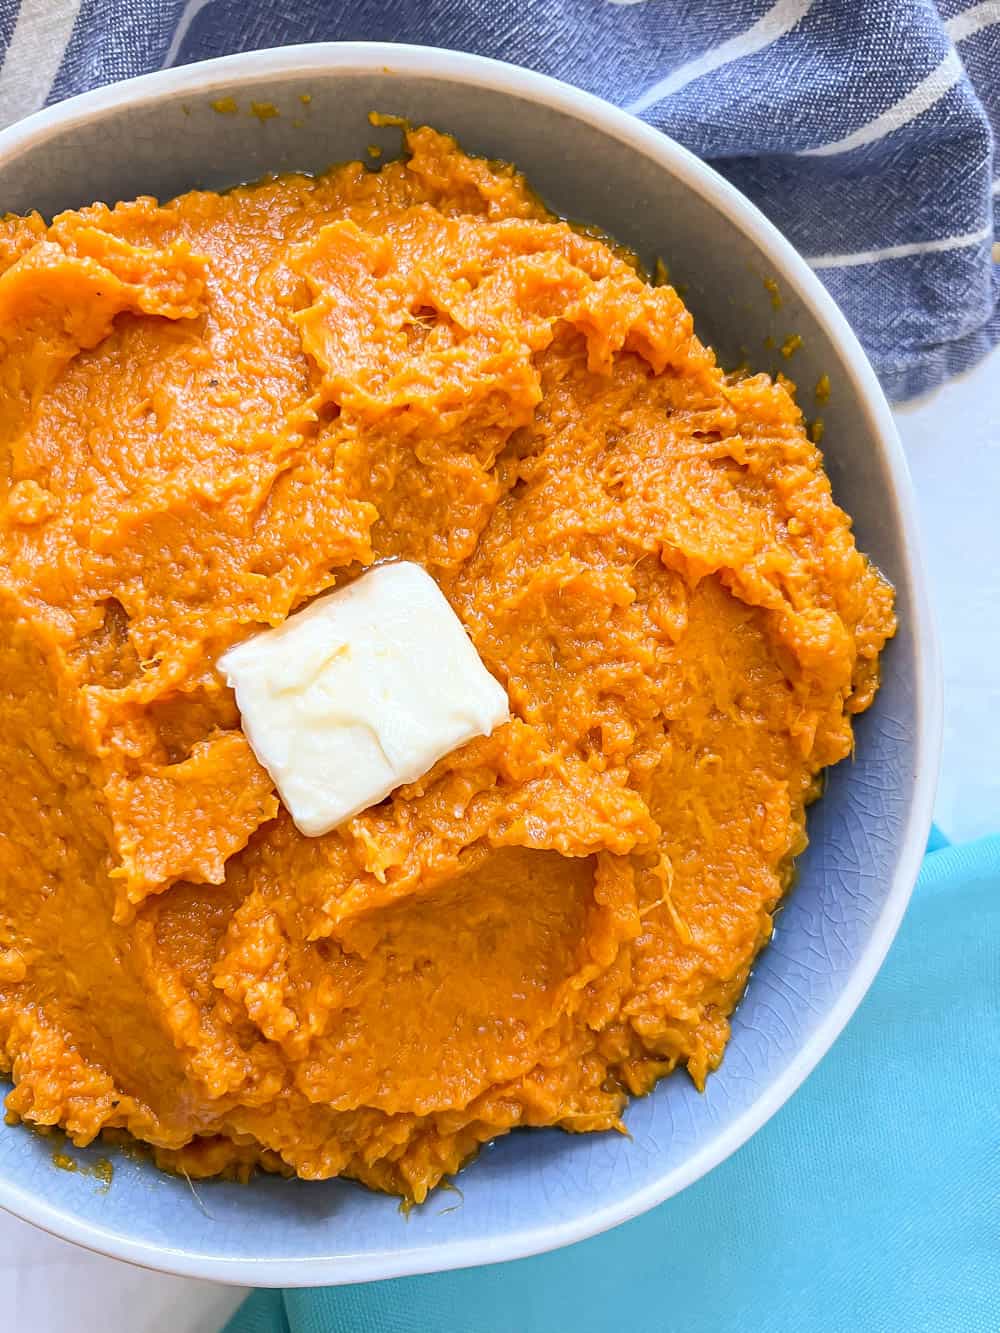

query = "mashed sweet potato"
[0,127,894,1198]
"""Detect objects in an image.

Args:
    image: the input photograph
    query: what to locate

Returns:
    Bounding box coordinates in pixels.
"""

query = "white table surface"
[2,344,998,1332]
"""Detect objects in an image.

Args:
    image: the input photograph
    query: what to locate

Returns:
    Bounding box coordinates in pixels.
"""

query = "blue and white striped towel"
[1,0,997,401]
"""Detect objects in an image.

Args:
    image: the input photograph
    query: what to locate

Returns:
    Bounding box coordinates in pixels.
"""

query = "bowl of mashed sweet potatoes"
[0,44,940,1285]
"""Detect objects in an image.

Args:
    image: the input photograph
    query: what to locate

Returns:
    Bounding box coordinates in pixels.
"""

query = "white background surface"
[2,345,997,1332]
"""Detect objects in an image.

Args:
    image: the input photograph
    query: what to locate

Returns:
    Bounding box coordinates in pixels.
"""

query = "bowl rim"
[0,40,942,1288]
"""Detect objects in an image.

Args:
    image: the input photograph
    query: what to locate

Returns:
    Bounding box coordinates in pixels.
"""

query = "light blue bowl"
[0,44,940,1286]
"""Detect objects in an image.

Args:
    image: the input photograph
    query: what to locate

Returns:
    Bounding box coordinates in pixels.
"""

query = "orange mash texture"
[0,128,894,1198]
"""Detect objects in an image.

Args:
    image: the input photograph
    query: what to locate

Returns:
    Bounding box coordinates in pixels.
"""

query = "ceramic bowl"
[0,42,940,1286]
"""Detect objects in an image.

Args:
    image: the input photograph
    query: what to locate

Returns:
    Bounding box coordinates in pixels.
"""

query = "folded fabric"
[1,1,997,400]
[227,834,1000,1333]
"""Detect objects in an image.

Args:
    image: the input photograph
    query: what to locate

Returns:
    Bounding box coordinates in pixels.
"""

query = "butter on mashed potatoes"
[0,127,894,1198]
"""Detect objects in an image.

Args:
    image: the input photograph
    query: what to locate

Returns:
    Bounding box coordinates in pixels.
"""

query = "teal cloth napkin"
[226,835,999,1333]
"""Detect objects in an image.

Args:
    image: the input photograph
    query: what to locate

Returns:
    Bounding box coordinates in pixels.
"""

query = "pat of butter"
[218,561,509,837]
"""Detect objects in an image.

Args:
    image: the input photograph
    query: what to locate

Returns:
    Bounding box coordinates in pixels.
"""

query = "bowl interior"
[0,50,933,1285]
